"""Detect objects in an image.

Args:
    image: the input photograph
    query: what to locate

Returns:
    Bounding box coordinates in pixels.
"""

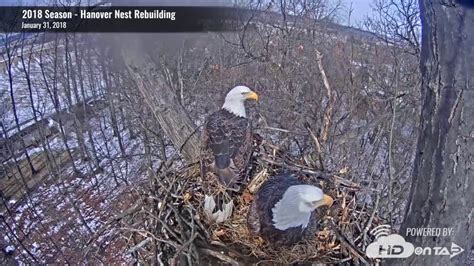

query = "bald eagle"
[247,174,333,246]
[200,86,259,190]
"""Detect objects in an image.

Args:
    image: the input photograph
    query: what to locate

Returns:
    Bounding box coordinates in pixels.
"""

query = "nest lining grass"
[132,145,382,265]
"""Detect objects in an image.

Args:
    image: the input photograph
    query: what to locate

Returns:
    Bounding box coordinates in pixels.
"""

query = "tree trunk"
[114,34,201,163]
[395,1,474,265]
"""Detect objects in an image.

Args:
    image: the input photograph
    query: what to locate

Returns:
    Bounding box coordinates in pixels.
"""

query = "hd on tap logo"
[365,225,464,259]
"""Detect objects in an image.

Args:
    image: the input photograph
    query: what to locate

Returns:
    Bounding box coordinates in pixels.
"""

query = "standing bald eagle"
[247,174,333,246]
[200,86,259,190]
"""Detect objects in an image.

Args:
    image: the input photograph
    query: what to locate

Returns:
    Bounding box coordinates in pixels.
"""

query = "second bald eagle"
[247,174,333,246]
[200,86,259,190]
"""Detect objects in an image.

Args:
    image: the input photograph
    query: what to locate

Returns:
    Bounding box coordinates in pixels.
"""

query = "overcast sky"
[340,0,374,26]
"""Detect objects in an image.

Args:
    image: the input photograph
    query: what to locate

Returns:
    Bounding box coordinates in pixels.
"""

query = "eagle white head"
[272,185,333,230]
[222,85,259,118]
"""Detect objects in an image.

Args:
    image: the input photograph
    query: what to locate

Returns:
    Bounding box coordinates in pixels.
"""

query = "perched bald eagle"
[200,86,259,190]
[247,174,333,246]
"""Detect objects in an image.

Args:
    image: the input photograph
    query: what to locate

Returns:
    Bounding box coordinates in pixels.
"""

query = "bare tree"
[114,34,201,163]
[2,33,37,174]
[364,0,421,56]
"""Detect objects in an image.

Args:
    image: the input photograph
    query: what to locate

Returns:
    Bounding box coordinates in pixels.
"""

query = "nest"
[125,141,384,265]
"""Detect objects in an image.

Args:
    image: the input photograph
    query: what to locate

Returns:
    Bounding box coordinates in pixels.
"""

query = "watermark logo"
[365,225,464,259]
[366,225,414,258]
[413,242,464,258]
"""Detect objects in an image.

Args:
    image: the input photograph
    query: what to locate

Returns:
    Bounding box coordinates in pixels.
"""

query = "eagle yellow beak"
[246,91,259,101]
[322,194,334,207]
[314,194,334,208]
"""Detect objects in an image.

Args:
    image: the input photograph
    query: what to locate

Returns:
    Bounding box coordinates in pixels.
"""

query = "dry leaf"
[183,192,192,202]
[214,229,226,237]
[339,166,349,174]
[241,192,254,204]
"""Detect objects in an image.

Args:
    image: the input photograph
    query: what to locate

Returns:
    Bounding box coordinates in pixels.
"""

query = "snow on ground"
[1,105,151,264]
[0,53,103,136]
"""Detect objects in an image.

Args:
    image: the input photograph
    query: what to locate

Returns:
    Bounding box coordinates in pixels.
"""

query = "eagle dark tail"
[214,158,242,191]
[215,167,240,190]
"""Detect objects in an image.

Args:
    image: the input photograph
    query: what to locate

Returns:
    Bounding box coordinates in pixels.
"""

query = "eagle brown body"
[200,109,253,190]
[199,86,258,223]
[247,175,323,246]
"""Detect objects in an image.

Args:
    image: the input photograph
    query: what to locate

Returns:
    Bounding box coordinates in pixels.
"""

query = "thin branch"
[315,49,335,144]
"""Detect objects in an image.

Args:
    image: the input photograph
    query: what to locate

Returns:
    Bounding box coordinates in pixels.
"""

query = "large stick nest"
[120,138,383,265]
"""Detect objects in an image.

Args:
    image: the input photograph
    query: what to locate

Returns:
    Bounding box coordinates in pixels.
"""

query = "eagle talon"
[204,195,234,223]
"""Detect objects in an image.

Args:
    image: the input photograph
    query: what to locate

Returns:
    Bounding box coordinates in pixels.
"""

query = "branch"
[198,248,240,266]
[304,122,325,170]
[315,49,335,144]
[258,156,361,189]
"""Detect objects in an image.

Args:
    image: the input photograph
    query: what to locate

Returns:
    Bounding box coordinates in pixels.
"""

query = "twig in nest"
[260,140,282,154]
[247,168,268,194]
[199,248,240,266]
[175,233,199,255]
[124,227,180,249]
[329,220,370,265]
[259,157,361,189]
[361,193,380,248]
[261,126,307,136]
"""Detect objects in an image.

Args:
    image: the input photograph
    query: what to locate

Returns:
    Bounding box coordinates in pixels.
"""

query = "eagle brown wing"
[200,109,253,189]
